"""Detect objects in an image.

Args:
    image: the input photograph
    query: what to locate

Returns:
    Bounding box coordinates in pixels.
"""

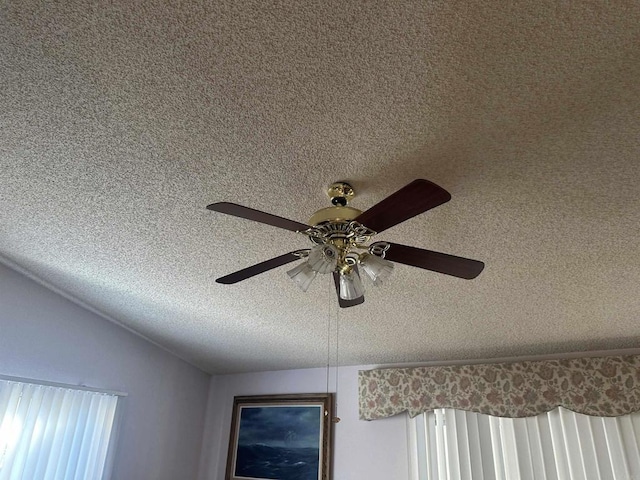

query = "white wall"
[198,366,409,480]
[0,262,211,480]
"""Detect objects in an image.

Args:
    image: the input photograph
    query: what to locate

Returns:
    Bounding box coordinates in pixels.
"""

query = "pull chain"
[333,301,341,423]
[326,291,331,396]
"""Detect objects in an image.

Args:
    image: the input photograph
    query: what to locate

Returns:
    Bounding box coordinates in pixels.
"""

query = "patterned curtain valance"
[359,355,640,420]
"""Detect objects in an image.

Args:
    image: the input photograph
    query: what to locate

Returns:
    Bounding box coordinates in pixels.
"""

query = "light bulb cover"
[359,253,394,286]
[287,262,317,292]
[339,270,364,300]
[307,244,339,274]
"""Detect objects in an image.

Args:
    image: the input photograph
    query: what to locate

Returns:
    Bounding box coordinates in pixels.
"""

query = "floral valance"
[359,355,640,420]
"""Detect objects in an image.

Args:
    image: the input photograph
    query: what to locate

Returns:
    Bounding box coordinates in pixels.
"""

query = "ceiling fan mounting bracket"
[327,181,355,206]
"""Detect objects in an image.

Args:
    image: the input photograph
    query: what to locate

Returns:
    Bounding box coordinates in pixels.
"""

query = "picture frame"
[225,393,334,480]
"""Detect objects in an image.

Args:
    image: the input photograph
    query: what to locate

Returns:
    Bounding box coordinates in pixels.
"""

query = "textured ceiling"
[1,1,639,374]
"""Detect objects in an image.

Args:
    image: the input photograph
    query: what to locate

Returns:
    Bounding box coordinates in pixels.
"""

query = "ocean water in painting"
[234,405,322,480]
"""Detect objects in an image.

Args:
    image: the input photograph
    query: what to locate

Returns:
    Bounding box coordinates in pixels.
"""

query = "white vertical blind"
[0,379,119,480]
[409,407,640,480]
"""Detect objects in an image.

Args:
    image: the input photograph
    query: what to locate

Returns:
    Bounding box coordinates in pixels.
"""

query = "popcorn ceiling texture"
[1,0,639,374]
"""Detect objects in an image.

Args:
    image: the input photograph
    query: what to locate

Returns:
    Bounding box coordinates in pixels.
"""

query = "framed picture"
[225,393,334,480]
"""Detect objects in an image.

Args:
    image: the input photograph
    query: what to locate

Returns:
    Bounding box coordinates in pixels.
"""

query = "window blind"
[409,407,640,480]
[0,378,119,480]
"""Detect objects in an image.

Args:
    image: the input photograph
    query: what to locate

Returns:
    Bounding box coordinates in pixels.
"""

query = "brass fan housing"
[308,206,362,226]
[308,182,360,226]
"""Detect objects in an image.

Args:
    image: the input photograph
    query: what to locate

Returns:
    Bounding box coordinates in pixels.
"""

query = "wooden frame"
[225,393,334,480]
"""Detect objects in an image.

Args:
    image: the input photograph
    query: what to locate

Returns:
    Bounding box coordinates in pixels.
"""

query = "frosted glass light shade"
[339,270,364,300]
[307,244,339,274]
[359,253,394,286]
[287,262,317,291]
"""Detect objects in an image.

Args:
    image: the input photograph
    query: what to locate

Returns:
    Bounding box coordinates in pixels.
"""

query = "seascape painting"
[226,394,332,480]
[234,405,322,480]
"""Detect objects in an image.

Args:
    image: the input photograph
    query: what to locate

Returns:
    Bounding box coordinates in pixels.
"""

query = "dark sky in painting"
[238,406,322,449]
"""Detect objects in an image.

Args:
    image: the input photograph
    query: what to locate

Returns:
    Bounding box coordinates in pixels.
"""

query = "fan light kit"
[207,179,484,308]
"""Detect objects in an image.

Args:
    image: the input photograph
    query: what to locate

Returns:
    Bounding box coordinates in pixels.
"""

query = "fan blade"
[355,179,451,233]
[216,252,301,284]
[384,242,484,279]
[332,271,365,308]
[207,202,310,232]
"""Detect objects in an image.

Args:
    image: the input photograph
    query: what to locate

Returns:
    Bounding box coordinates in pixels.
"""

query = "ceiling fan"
[207,179,484,308]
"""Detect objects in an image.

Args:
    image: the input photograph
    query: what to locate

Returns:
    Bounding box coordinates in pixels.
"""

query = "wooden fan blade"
[216,252,301,284]
[384,242,484,279]
[207,202,310,232]
[355,179,451,233]
[332,271,365,308]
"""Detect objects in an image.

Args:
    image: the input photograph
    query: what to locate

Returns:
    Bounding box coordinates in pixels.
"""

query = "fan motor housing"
[308,206,362,226]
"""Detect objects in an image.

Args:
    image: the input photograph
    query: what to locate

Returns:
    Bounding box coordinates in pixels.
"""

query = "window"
[0,377,121,480]
[409,407,640,480]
